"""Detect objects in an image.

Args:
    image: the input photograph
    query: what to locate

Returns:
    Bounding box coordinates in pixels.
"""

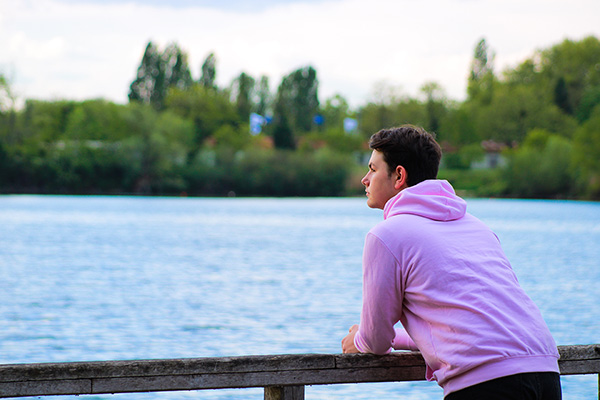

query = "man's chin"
[367,198,383,210]
[366,199,379,209]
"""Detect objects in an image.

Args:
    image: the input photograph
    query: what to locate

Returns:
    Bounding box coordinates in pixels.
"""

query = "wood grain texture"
[0,345,597,398]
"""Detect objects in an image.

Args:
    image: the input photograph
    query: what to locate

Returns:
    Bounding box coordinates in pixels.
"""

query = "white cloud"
[7,33,66,61]
[1,0,599,108]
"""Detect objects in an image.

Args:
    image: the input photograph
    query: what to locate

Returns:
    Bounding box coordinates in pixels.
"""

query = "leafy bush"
[503,130,575,198]
[183,148,352,197]
[438,168,507,198]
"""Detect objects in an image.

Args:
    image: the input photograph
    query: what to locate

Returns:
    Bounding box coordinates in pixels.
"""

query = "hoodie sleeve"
[354,232,404,355]
[392,327,419,350]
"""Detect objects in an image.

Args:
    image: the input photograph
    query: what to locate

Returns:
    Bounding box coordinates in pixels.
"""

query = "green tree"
[0,73,14,190]
[255,75,271,116]
[554,76,572,115]
[128,42,164,109]
[163,44,193,90]
[320,94,350,132]
[275,65,319,133]
[212,124,251,151]
[37,140,135,194]
[572,105,600,198]
[504,59,538,87]
[359,82,415,137]
[129,42,193,110]
[437,103,478,146]
[16,100,77,148]
[122,103,194,193]
[0,73,18,151]
[9,100,132,194]
[479,38,600,145]
[64,100,130,141]
[504,36,600,127]
[577,85,600,123]
[358,102,395,137]
[472,82,577,144]
[467,38,495,105]
[231,72,255,122]
[272,98,295,149]
[420,81,446,134]
[165,84,239,152]
[504,129,574,198]
[540,36,600,119]
[0,74,16,113]
[200,53,217,89]
[9,99,195,194]
[227,148,351,196]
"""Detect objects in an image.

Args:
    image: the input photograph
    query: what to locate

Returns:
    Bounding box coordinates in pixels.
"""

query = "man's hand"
[341,324,360,353]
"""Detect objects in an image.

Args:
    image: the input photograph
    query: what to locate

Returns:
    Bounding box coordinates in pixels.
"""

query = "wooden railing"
[1,345,598,399]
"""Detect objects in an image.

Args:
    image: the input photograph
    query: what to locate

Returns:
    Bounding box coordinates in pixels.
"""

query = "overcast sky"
[1,0,599,109]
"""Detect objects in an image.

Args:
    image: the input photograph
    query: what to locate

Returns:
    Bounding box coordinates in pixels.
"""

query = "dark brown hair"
[368,125,442,187]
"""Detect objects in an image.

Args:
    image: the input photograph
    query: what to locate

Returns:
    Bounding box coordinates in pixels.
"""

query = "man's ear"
[394,165,408,191]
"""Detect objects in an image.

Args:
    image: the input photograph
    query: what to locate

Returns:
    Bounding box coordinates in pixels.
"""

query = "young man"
[341,126,561,399]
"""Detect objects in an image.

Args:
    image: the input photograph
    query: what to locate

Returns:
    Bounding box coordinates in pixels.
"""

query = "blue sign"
[344,117,358,133]
[250,113,266,135]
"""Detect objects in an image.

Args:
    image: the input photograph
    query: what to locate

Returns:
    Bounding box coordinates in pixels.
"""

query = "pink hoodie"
[354,180,559,396]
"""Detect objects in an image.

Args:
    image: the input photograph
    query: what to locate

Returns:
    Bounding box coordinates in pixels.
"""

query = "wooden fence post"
[264,385,305,400]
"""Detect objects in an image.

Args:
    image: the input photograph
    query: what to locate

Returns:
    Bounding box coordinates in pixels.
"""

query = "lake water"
[0,195,599,400]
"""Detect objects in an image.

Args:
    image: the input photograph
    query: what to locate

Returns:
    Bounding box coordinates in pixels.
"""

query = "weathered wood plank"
[0,379,91,398]
[91,365,427,393]
[558,344,600,375]
[557,344,600,361]
[0,345,597,398]
[558,360,600,375]
[334,352,425,368]
[0,366,426,397]
[0,354,337,382]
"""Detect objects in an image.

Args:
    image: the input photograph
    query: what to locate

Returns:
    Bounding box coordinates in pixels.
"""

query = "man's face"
[361,150,401,209]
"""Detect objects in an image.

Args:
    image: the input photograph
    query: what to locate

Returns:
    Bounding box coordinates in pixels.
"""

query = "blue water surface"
[0,195,598,399]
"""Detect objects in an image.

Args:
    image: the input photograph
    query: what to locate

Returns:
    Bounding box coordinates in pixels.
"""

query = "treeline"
[1,36,599,198]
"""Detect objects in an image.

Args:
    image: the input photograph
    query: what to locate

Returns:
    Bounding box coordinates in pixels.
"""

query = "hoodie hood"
[383,179,467,221]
